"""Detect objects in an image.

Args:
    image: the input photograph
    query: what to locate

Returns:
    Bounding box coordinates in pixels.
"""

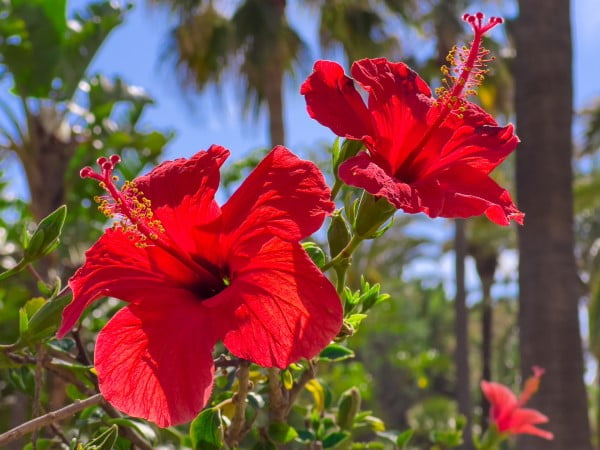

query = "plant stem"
[0,394,103,446]
[321,235,363,271]
[267,368,287,423]
[330,179,343,201]
[286,360,316,416]
[226,360,250,447]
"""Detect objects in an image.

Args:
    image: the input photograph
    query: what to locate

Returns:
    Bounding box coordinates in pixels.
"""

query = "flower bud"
[337,387,361,430]
[328,211,351,258]
[354,194,395,239]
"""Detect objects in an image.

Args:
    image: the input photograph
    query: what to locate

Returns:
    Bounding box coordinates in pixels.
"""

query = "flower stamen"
[81,156,222,281]
[395,12,503,179]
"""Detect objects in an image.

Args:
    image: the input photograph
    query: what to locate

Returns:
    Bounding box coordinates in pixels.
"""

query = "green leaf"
[0,260,27,281]
[107,418,156,444]
[23,205,67,262]
[18,307,28,335]
[24,297,46,318]
[337,387,360,430]
[319,344,355,362]
[282,368,294,390]
[328,212,351,258]
[396,430,414,448]
[23,438,54,450]
[84,425,119,450]
[322,431,351,448]
[302,242,326,268]
[190,408,223,450]
[268,422,298,444]
[25,294,72,342]
[345,314,367,330]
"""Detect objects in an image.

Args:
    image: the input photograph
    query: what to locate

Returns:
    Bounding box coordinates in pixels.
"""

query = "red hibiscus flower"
[301,13,523,226]
[57,145,342,427]
[481,367,554,440]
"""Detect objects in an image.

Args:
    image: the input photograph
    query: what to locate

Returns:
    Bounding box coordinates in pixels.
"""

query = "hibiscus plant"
[0,11,552,450]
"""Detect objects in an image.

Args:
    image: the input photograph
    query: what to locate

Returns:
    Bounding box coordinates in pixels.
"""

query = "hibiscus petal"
[301,60,374,140]
[58,229,206,338]
[339,152,424,213]
[514,424,554,440]
[95,300,216,427]
[210,236,342,368]
[420,122,518,177]
[133,145,229,255]
[350,58,433,174]
[221,146,334,246]
[481,380,519,429]
[432,165,525,225]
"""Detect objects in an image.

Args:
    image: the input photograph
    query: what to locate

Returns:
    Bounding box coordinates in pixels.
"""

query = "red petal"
[212,236,342,368]
[481,380,519,430]
[95,300,216,427]
[133,145,229,255]
[301,60,374,140]
[431,165,524,225]
[350,58,433,174]
[513,424,554,440]
[221,146,334,247]
[338,152,423,213]
[58,229,207,338]
[420,122,518,178]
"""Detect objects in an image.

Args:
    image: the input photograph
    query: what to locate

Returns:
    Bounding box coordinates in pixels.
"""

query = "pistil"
[81,156,222,282]
[395,12,503,180]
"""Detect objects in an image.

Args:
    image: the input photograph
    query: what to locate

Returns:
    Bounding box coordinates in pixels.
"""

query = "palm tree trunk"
[264,0,286,147]
[454,219,473,449]
[515,1,592,448]
[480,274,494,425]
[265,64,285,147]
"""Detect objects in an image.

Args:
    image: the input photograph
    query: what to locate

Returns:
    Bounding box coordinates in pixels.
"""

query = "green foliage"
[190,408,223,450]
[0,205,66,281]
[0,0,129,100]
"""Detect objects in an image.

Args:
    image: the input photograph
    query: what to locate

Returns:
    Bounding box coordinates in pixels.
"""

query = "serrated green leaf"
[345,314,368,330]
[268,422,298,444]
[322,431,351,448]
[319,344,355,362]
[190,408,223,450]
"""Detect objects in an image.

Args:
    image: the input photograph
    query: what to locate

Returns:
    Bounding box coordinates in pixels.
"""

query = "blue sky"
[66,0,600,163]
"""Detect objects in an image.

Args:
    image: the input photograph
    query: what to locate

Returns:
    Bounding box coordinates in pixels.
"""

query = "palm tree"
[515,0,592,448]
[151,0,307,146]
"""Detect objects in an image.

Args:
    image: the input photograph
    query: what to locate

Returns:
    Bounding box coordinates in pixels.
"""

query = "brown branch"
[0,394,103,446]
[267,368,287,423]
[213,354,241,369]
[32,344,45,450]
[286,360,316,416]
[71,328,92,366]
[226,360,250,448]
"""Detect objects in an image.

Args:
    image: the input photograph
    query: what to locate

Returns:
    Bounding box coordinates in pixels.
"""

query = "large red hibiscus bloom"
[58,145,342,427]
[301,13,523,226]
[481,367,553,440]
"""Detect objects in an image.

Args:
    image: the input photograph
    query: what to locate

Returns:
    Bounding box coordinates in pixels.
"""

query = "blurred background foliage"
[0,0,598,449]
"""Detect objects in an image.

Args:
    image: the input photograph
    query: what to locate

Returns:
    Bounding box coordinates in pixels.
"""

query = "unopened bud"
[337,387,361,430]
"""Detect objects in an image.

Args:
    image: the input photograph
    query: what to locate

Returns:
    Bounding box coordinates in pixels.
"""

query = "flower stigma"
[80,156,223,282]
